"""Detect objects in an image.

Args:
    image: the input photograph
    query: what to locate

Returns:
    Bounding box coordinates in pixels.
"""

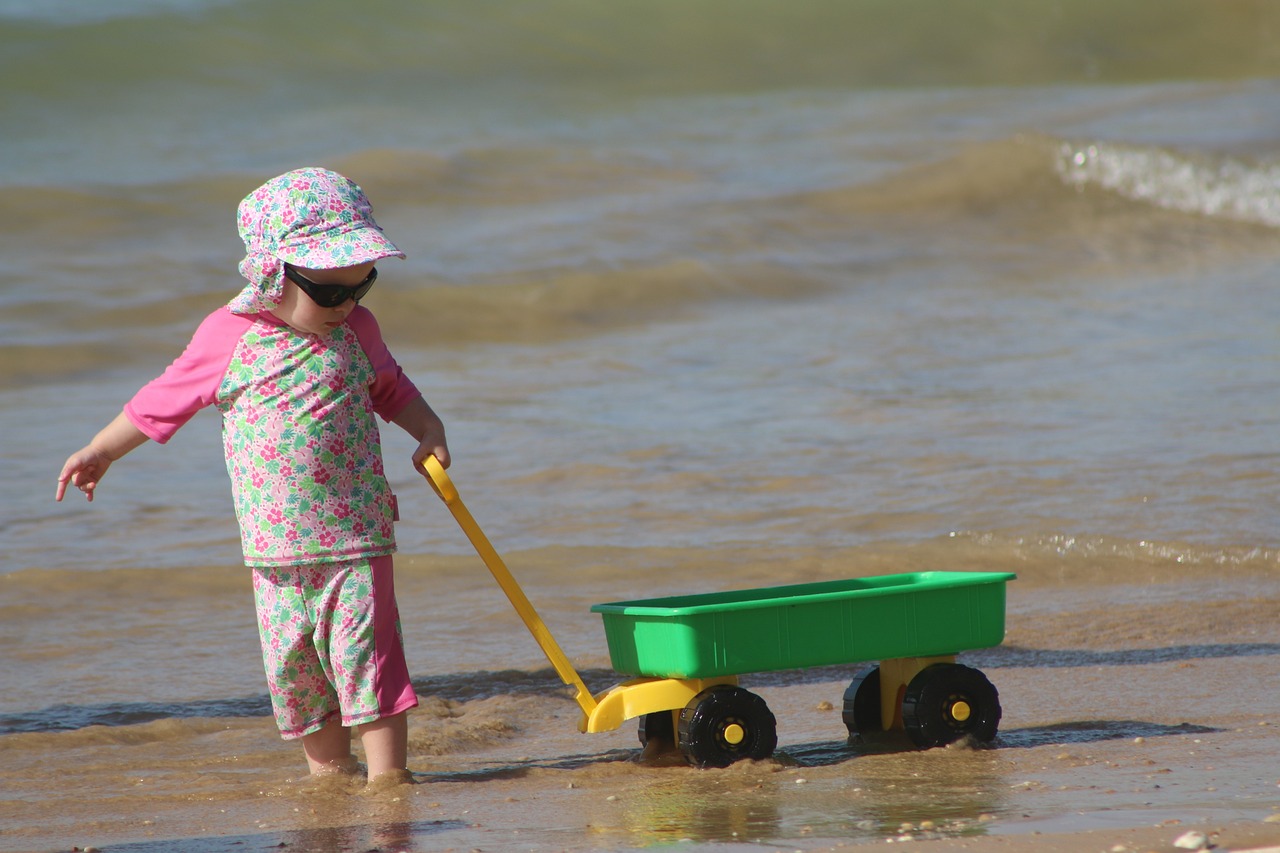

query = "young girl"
[55,167,449,785]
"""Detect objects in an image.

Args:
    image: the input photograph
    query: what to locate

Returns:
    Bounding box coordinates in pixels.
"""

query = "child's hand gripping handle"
[422,454,459,505]
[420,456,597,717]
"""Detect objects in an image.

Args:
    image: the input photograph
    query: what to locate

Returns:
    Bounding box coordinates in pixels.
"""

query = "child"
[55,167,449,785]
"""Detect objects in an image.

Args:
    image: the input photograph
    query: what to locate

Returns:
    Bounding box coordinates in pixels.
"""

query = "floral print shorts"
[251,556,418,739]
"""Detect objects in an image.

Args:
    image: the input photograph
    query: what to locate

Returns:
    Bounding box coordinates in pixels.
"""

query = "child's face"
[270,261,377,336]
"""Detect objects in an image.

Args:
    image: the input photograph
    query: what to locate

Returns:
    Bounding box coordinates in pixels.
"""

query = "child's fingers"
[415,447,449,474]
[56,459,98,502]
[55,462,79,502]
[54,476,92,502]
[77,474,96,501]
[412,444,449,475]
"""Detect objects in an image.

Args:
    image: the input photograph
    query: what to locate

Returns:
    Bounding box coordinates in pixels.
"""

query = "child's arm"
[390,396,451,476]
[55,411,151,502]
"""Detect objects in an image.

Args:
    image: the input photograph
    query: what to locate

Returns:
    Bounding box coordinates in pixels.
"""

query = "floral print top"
[125,306,421,567]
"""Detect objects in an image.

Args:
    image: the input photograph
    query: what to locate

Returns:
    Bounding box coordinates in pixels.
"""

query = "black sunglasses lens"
[286,266,377,307]
[312,289,342,308]
[351,268,377,302]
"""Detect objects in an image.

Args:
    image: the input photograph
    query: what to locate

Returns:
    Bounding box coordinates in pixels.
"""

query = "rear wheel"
[638,708,684,763]
[638,709,676,746]
[678,685,777,768]
[842,666,882,741]
[901,663,1000,748]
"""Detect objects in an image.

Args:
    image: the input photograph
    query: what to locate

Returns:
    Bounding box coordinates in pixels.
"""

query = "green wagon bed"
[591,570,1015,679]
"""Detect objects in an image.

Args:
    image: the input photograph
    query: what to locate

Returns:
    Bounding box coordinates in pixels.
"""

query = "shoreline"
[7,573,1280,853]
[12,663,1280,853]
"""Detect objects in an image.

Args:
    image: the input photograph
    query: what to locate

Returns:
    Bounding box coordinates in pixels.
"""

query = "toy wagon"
[424,457,1015,768]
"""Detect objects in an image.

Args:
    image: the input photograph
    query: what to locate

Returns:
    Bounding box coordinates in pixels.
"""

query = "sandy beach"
[5,554,1278,853]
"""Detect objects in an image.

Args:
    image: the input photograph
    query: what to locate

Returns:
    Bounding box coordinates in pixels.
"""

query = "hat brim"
[275,223,406,270]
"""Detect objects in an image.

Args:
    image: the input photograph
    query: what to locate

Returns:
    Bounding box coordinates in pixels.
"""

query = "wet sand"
[8,566,1280,853]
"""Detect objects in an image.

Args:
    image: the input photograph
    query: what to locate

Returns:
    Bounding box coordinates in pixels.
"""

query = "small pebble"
[1173,830,1208,850]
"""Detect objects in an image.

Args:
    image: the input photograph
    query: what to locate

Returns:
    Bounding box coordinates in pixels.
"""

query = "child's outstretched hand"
[55,412,151,502]
[56,446,113,502]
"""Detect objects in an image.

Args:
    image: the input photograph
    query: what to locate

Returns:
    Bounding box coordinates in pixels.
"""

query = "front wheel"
[901,663,1000,749]
[678,685,777,768]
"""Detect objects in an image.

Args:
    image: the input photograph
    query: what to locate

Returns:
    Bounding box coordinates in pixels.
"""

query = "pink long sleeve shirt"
[125,306,421,567]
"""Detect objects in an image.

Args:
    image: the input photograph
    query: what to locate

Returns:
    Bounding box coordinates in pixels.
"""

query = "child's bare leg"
[302,720,357,775]
[359,711,408,781]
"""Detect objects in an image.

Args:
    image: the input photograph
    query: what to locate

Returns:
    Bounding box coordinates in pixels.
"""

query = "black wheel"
[842,666,882,740]
[638,709,676,746]
[678,685,777,768]
[901,663,1000,749]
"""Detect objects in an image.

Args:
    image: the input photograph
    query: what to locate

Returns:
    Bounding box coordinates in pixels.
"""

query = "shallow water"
[3,1,1280,850]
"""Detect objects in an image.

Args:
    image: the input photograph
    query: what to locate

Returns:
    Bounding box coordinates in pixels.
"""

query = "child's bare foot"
[364,768,416,792]
[311,754,363,776]
[294,757,366,795]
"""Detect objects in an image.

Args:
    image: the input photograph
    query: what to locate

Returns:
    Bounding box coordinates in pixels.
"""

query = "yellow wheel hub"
[949,700,971,723]
[722,723,746,745]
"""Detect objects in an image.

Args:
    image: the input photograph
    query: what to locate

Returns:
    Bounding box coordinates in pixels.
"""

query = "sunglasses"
[283,264,378,308]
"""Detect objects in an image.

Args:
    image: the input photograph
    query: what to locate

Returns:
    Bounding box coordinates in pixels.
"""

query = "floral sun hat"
[229,167,405,314]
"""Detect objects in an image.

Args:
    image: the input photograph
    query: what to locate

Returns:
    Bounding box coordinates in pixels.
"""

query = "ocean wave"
[0,256,828,390]
[371,259,830,348]
[1055,140,1280,228]
[0,703,266,737]
[800,134,1280,263]
[945,529,1280,573]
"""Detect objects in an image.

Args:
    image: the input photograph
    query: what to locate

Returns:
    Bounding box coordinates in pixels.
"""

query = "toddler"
[56,167,449,785]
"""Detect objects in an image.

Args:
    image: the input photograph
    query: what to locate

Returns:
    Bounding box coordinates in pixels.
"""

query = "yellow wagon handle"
[421,455,598,718]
